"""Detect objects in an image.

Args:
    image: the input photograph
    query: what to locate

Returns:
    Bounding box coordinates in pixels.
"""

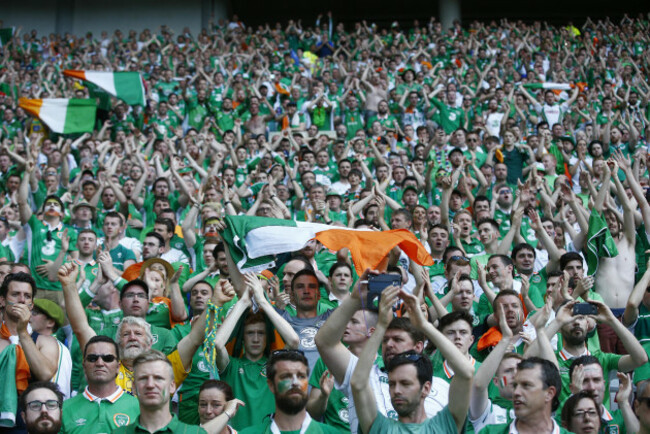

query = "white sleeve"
[334,353,358,394]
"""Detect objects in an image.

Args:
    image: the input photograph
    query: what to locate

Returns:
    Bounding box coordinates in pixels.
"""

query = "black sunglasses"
[85,354,118,363]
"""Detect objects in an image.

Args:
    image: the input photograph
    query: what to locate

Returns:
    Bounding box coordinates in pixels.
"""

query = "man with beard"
[113,350,206,433]
[61,336,139,433]
[239,350,340,434]
[19,382,63,434]
[473,290,527,362]
[59,262,206,394]
[543,299,646,403]
[351,286,472,433]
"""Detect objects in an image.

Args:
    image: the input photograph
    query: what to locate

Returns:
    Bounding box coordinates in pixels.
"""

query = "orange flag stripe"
[315,229,433,276]
[62,69,87,81]
[18,97,43,118]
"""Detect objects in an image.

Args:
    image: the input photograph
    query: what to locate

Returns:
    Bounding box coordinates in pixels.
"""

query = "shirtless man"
[591,161,635,307]
[590,161,636,352]
[244,101,274,136]
[361,71,388,114]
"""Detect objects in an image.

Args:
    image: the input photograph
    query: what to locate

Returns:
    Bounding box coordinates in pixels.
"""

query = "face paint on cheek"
[277,379,293,394]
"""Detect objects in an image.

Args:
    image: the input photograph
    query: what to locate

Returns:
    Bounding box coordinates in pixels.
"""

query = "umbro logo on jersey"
[75,418,87,426]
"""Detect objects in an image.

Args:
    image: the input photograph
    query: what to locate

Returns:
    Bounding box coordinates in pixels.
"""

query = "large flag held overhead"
[221,215,433,275]
[18,98,96,134]
[63,70,145,105]
[523,82,573,91]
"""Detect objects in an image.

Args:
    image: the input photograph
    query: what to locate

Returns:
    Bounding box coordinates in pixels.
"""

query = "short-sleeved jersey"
[219,356,275,431]
[308,357,350,432]
[112,414,206,434]
[61,386,139,433]
[25,215,78,290]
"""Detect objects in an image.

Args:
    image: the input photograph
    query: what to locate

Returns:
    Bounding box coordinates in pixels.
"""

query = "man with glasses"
[61,336,139,433]
[19,381,63,434]
[239,349,340,434]
[351,286,473,433]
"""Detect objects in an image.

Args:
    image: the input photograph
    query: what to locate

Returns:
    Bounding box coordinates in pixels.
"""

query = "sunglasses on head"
[271,349,305,358]
[392,351,424,363]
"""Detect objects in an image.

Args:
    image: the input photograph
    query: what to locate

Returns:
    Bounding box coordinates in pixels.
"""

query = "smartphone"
[366,273,402,311]
[573,303,598,316]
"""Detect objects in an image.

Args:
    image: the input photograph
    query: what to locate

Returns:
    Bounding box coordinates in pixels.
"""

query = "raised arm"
[351,285,399,434]
[245,273,299,348]
[314,269,372,383]
[590,300,648,372]
[401,290,472,432]
[58,262,96,350]
[470,304,513,419]
[17,160,35,225]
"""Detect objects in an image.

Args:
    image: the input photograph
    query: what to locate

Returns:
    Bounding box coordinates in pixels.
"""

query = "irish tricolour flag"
[18,98,96,134]
[63,70,145,105]
[222,215,433,274]
[523,82,573,91]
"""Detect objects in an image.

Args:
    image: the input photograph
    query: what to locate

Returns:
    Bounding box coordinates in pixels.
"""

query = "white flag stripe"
[245,221,362,259]
[245,225,322,259]
[85,71,116,95]
[40,99,69,132]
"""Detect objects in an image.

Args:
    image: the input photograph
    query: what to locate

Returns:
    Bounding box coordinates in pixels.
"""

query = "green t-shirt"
[26,215,78,291]
[220,356,276,431]
[112,414,206,434]
[308,357,350,432]
[556,348,621,406]
[61,387,139,433]
[107,244,136,271]
[369,406,458,434]
[479,420,572,434]
[240,418,341,434]
[172,321,213,425]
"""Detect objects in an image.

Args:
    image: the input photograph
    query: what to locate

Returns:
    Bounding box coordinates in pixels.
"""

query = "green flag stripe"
[113,72,145,105]
[63,99,97,134]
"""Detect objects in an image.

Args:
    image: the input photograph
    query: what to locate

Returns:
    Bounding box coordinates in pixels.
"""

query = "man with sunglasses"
[19,381,63,434]
[61,336,139,433]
